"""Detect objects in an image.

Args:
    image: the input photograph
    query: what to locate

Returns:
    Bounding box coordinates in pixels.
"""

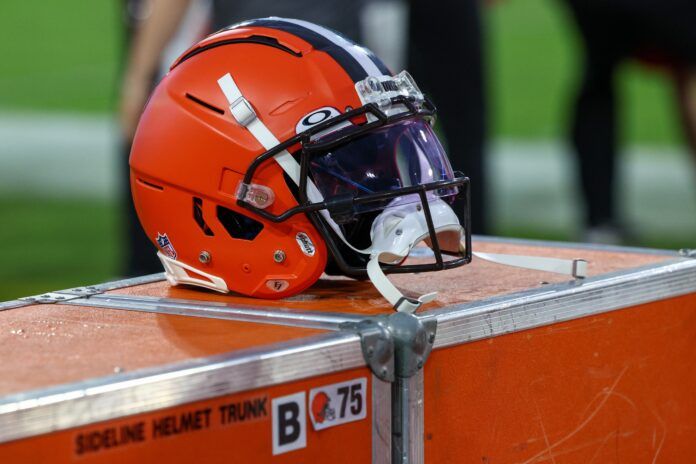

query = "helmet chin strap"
[473,252,588,278]
[217,73,587,313]
[367,256,438,313]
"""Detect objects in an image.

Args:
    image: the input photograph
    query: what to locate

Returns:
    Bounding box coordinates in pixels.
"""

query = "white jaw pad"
[367,198,463,312]
[370,198,462,264]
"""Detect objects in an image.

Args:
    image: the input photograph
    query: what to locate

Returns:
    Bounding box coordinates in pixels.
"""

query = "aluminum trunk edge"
[0,331,364,444]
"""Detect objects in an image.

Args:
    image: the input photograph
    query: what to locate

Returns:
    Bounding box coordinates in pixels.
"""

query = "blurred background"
[1,0,695,300]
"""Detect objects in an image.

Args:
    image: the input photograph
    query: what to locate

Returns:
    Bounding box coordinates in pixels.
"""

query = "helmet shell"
[130,25,364,298]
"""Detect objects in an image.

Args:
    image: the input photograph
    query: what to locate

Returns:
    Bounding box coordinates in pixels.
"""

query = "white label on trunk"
[308,377,367,431]
[272,392,306,455]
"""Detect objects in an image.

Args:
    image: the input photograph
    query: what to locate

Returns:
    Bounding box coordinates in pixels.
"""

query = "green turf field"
[489,0,682,146]
[0,0,690,300]
[0,198,122,300]
[0,0,122,112]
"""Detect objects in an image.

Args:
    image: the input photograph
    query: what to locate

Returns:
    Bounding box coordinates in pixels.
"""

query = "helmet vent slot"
[216,206,264,241]
[193,197,215,236]
[174,35,302,69]
[185,93,225,115]
[136,178,164,191]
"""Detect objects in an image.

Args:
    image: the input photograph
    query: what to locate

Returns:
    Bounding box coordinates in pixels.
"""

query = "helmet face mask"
[236,93,472,279]
[130,18,471,308]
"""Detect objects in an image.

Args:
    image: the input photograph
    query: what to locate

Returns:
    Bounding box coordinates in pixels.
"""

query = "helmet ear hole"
[216,205,264,241]
[193,197,215,236]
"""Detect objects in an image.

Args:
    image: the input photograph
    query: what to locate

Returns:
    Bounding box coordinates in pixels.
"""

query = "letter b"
[272,392,306,455]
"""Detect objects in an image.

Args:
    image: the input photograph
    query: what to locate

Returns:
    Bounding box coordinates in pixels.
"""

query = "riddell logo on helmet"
[295,232,316,257]
[266,280,290,292]
[156,233,177,259]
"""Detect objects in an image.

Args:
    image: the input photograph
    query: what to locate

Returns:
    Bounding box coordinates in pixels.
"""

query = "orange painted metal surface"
[0,305,323,395]
[423,293,696,463]
[0,368,374,463]
[0,241,691,463]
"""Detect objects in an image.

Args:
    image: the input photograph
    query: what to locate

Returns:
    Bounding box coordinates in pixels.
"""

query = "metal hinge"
[19,286,102,304]
[342,312,437,382]
[679,249,696,258]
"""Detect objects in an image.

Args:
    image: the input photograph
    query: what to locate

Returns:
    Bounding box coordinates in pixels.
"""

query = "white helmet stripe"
[273,17,386,78]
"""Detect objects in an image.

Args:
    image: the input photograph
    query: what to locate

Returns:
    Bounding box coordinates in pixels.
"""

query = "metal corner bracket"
[679,248,696,258]
[342,312,437,383]
[343,312,437,464]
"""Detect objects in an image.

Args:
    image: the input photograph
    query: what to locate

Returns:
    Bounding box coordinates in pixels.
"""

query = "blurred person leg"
[211,0,366,41]
[566,0,696,243]
[620,0,696,202]
[121,0,164,276]
[121,143,163,276]
[408,0,487,234]
[564,1,634,243]
[675,70,696,166]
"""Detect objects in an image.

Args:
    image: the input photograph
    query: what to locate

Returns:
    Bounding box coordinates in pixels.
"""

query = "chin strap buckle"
[217,74,258,127]
[367,254,438,313]
[229,96,257,127]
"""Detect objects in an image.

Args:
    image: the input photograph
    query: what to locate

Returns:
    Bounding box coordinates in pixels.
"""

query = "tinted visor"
[308,119,457,213]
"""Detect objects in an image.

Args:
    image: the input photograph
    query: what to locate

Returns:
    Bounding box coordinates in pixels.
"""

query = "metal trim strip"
[0,332,365,444]
[472,234,679,256]
[0,274,165,308]
[0,300,30,311]
[64,294,365,330]
[63,273,165,293]
[432,258,696,349]
[408,370,425,464]
[372,374,391,464]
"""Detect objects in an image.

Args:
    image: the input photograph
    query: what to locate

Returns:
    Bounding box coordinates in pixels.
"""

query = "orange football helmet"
[130,18,472,311]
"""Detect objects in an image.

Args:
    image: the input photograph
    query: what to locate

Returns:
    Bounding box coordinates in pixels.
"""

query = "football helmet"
[130,18,472,312]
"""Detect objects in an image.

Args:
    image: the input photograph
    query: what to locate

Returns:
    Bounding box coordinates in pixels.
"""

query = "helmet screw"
[273,250,286,263]
[395,229,403,236]
[416,204,422,211]
[199,251,211,264]
[254,192,268,206]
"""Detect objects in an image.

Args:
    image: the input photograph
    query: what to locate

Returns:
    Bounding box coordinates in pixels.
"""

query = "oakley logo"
[296,107,340,134]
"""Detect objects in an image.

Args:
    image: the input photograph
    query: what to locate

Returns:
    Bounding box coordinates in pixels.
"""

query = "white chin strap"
[216,73,587,313]
[366,198,462,312]
[473,252,587,278]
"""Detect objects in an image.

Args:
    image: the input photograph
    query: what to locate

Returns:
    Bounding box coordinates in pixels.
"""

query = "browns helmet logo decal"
[310,391,335,424]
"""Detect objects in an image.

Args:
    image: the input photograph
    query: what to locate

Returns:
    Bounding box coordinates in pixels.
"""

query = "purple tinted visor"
[308,119,457,213]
